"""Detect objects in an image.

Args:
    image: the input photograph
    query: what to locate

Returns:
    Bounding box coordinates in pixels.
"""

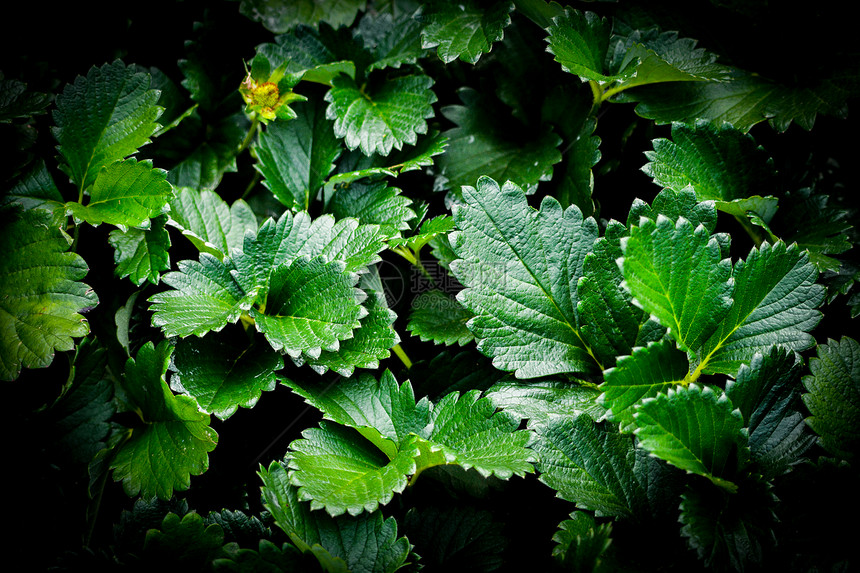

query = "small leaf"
[633,384,746,491]
[65,158,174,230]
[327,180,415,238]
[109,214,171,285]
[325,73,436,157]
[358,10,427,72]
[255,98,341,211]
[802,337,860,460]
[407,289,474,346]
[53,60,162,191]
[170,328,284,420]
[484,379,604,430]
[110,341,218,500]
[143,512,230,567]
[552,511,613,572]
[545,9,625,83]
[1,159,65,224]
[239,0,366,34]
[417,0,514,64]
[0,207,98,381]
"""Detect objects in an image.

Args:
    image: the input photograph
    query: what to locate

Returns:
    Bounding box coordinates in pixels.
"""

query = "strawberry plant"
[3,0,859,571]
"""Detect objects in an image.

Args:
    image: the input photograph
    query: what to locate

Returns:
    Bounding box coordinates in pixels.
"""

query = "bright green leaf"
[450,176,601,378]
[327,180,415,238]
[109,214,171,285]
[545,9,626,83]
[53,60,162,191]
[166,187,258,261]
[0,208,98,381]
[633,384,746,492]
[110,341,218,500]
[484,379,604,430]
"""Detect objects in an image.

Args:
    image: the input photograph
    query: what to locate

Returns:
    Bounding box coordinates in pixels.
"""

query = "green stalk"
[392,343,412,370]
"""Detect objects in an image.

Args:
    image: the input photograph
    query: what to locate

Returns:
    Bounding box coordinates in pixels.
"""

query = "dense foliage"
[2,0,859,571]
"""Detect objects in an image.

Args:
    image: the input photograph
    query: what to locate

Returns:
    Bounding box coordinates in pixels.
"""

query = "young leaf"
[109,214,171,285]
[802,336,860,460]
[449,176,600,378]
[65,158,174,230]
[416,0,514,64]
[166,187,258,261]
[53,60,162,191]
[599,339,690,431]
[325,73,436,157]
[251,256,366,359]
[170,328,284,421]
[110,341,218,500]
[633,384,746,492]
[259,460,411,573]
[620,214,733,355]
[407,289,474,346]
[0,208,99,381]
[437,88,562,196]
[255,98,342,211]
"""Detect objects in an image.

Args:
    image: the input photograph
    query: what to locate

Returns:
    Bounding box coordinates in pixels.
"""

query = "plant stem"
[238,115,261,154]
[392,343,412,369]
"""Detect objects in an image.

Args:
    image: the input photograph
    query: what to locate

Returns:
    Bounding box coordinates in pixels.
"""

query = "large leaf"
[325,73,436,157]
[259,460,411,573]
[255,98,342,211]
[449,176,600,378]
[166,187,258,261]
[65,158,174,230]
[802,336,860,460]
[53,60,162,191]
[417,0,514,64]
[110,341,218,500]
[621,215,733,356]
[437,88,562,196]
[633,384,746,492]
[0,208,99,381]
[170,328,284,420]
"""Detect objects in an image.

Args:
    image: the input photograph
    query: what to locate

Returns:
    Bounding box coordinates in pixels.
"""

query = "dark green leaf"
[109,214,171,285]
[407,289,474,346]
[417,0,514,64]
[239,0,366,34]
[167,187,258,261]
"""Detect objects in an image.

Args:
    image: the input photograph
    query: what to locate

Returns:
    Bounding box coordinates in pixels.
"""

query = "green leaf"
[387,214,454,252]
[483,379,604,431]
[407,289,474,346]
[302,275,399,376]
[417,0,514,64]
[599,339,690,431]
[251,256,366,359]
[239,0,366,34]
[326,180,415,238]
[325,73,436,157]
[802,337,860,460]
[620,214,733,355]
[409,349,505,402]
[259,460,410,573]
[697,241,823,376]
[1,159,65,225]
[167,187,258,261]
[0,74,52,122]
[437,88,562,196]
[725,347,815,478]
[149,254,255,338]
[0,208,99,381]
[552,511,613,572]
[255,98,342,211]
[252,24,359,87]
[162,111,247,191]
[545,9,626,83]
[143,512,231,567]
[109,214,171,285]
[110,341,218,500]
[633,384,746,492]
[170,328,284,420]
[285,370,535,516]
[450,176,600,378]
[358,10,427,72]
[643,120,779,222]
[65,158,174,230]
[679,479,778,571]
[53,60,162,191]
[534,414,681,520]
[774,188,854,272]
